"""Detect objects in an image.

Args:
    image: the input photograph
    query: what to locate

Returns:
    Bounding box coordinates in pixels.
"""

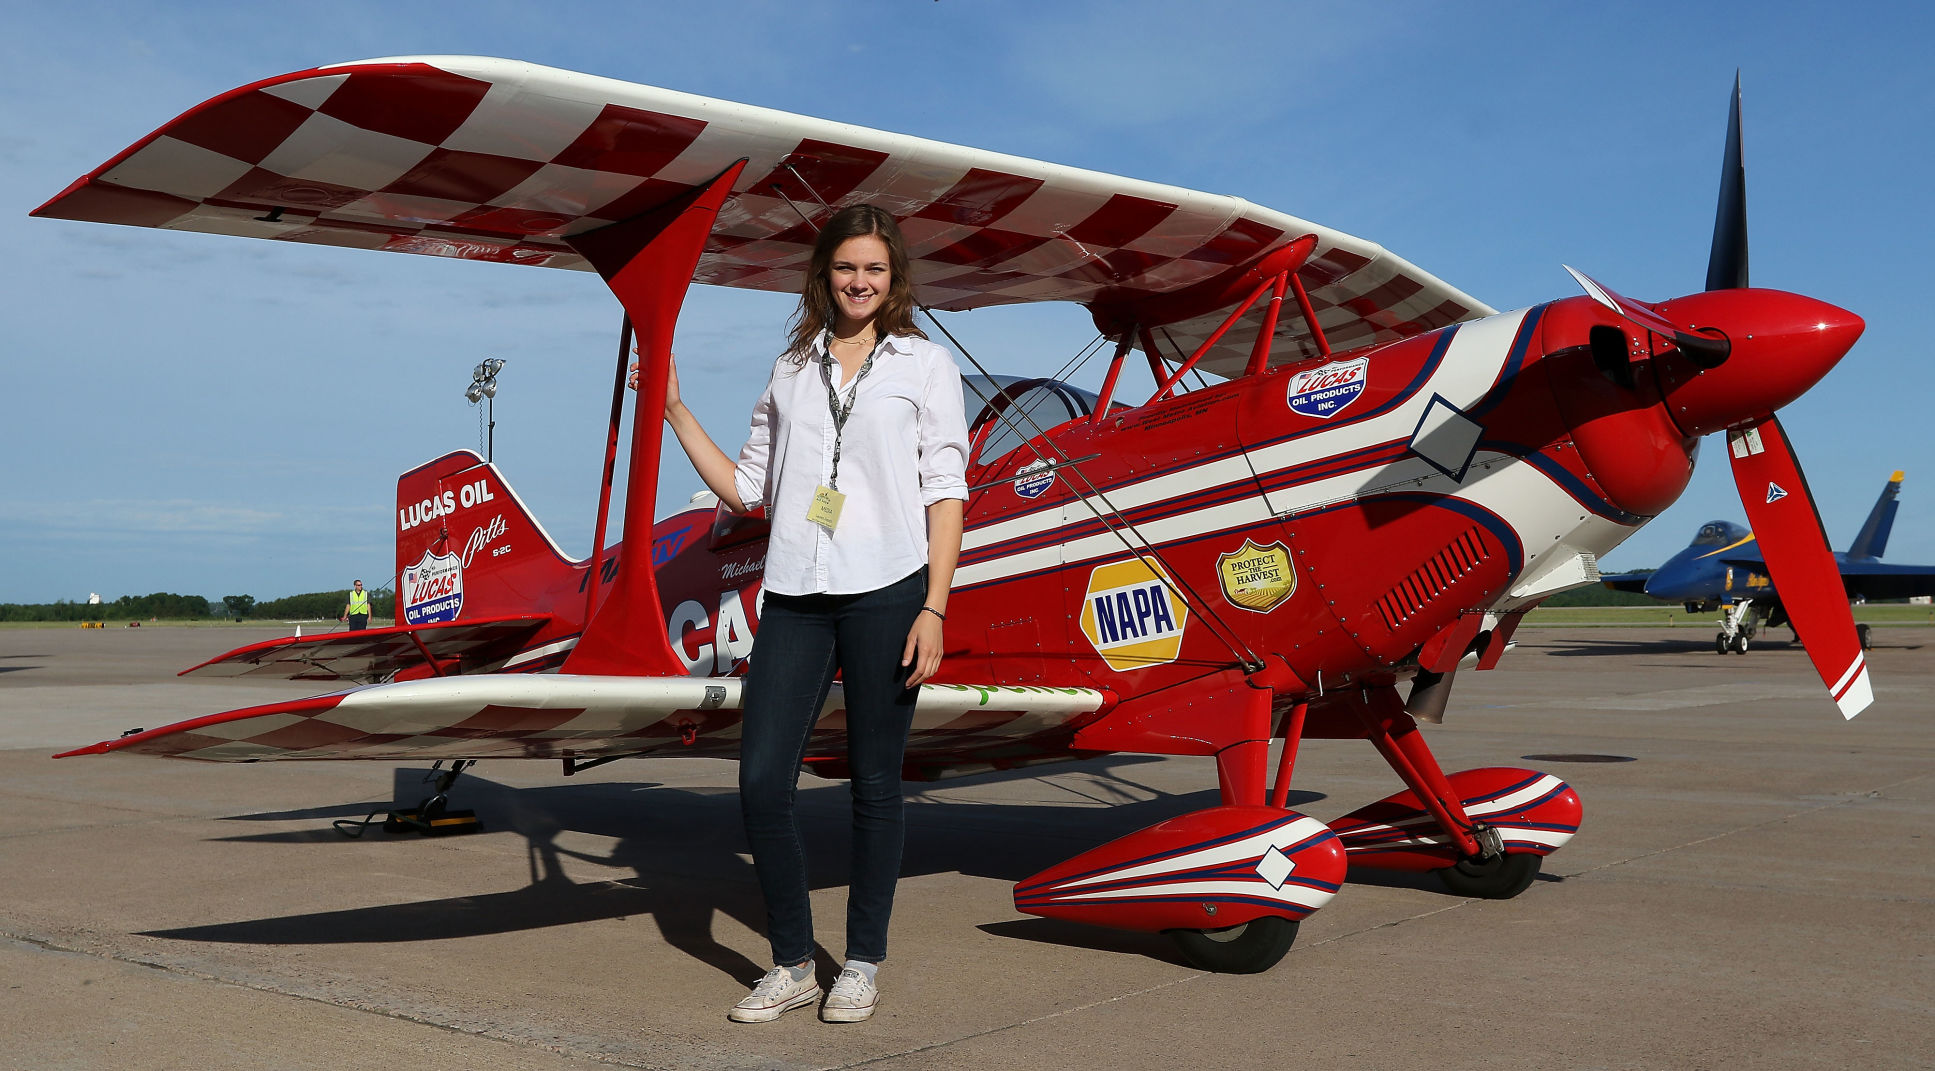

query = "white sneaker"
[820,967,879,1023]
[728,966,821,1023]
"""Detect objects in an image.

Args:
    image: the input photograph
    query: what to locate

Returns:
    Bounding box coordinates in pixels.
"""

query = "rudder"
[394,450,588,629]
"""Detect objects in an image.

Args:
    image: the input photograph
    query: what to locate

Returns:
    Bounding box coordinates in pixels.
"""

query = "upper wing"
[57,674,1109,766]
[32,56,1490,377]
[179,616,554,682]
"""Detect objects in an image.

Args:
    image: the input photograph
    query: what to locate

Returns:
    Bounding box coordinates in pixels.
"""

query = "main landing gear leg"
[1347,684,1542,899]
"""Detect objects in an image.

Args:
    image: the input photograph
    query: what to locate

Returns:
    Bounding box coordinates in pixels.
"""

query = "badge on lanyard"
[811,340,878,534]
[808,484,846,531]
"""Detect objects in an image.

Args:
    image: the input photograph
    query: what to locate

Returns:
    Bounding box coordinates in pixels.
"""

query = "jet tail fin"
[1846,471,1904,560]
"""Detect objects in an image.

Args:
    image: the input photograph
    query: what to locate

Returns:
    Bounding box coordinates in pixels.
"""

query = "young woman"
[652,204,969,1023]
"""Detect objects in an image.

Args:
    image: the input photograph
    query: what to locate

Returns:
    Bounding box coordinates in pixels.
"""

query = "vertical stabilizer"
[394,452,585,628]
[1846,471,1904,560]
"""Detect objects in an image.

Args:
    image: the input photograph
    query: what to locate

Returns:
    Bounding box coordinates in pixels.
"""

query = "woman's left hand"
[902,611,944,687]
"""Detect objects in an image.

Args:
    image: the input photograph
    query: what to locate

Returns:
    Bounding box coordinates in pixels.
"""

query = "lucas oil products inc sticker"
[1079,558,1190,672]
[1013,460,1055,499]
[403,549,464,625]
[1287,356,1368,419]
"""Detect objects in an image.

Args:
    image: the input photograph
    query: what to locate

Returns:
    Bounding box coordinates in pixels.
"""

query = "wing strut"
[585,315,634,627]
[1243,271,1293,377]
[559,160,750,676]
[1288,274,1331,357]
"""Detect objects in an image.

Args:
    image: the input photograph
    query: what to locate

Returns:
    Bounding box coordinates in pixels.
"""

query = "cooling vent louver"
[1376,528,1489,629]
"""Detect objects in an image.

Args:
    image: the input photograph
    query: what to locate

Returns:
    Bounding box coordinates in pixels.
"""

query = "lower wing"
[57,675,1111,769]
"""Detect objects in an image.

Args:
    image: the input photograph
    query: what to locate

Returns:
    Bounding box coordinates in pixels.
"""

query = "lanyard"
[820,338,880,491]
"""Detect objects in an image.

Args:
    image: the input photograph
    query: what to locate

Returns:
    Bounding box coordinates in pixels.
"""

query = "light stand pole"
[465,359,506,462]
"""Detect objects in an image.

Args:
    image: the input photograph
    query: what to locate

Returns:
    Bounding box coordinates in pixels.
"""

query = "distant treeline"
[4,576,1660,624]
[0,590,397,622]
[1543,585,1662,607]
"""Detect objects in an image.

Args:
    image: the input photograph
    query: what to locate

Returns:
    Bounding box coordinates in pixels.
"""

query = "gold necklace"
[831,328,877,346]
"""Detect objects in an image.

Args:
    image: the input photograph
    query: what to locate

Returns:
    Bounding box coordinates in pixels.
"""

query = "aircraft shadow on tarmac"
[142,756,1341,976]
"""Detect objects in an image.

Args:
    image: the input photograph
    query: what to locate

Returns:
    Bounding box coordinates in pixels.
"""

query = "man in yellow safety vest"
[340,580,371,631]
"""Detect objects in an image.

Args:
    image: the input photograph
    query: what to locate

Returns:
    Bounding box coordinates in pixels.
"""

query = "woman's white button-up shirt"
[732,333,970,596]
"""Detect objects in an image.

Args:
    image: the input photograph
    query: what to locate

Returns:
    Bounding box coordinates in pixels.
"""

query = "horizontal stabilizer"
[179,616,553,681]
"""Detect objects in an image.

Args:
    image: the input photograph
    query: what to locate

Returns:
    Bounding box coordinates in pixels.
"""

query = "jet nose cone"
[1642,570,1686,600]
[1653,289,1865,438]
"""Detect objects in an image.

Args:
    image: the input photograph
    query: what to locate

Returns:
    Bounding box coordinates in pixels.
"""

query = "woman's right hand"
[628,347,682,419]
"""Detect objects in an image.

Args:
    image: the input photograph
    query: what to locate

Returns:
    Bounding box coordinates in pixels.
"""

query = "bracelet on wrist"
[920,606,946,622]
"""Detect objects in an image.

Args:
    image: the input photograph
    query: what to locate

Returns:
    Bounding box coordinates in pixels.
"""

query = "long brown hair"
[784,204,926,361]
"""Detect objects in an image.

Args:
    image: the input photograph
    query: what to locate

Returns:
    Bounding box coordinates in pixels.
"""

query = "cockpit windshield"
[1693,521,1748,546]
[961,374,1109,466]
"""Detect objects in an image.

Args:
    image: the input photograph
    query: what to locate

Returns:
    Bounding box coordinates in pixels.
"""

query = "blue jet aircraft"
[1602,472,1935,653]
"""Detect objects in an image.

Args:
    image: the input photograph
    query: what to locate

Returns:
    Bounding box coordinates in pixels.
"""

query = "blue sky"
[5,1,1931,604]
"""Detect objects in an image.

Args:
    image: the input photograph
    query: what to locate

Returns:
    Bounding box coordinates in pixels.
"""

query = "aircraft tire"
[1168,916,1299,974]
[1857,623,1872,650]
[1437,851,1541,899]
[1715,633,1728,655]
[1732,632,1750,654]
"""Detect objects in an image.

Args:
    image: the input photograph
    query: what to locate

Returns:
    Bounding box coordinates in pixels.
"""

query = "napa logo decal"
[1079,559,1189,672]
[1287,356,1368,419]
[403,549,464,625]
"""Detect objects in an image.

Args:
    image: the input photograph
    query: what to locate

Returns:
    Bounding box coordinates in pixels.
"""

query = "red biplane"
[38,59,1868,972]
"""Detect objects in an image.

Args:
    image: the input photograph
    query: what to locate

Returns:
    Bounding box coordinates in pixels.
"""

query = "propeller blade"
[1706,72,1750,291]
[1563,265,1731,366]
[1726,417,1871,718]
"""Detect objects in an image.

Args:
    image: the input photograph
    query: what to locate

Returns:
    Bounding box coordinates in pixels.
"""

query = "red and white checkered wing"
[33,56,1490,375]
[55,677,1109,764]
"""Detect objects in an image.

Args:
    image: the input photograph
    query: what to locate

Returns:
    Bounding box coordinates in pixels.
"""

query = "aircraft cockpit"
[705,373,1116,548]
[1692,520,1750,546]
[963,374,1116,468]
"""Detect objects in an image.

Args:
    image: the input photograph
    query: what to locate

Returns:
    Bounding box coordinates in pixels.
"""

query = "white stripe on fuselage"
[954,308,1637,590]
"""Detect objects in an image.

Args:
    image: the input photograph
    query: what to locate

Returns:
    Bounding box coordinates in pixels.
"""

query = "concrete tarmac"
[1,624,1929,1070]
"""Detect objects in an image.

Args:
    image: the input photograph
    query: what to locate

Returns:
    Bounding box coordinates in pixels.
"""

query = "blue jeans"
[739,569,924,966]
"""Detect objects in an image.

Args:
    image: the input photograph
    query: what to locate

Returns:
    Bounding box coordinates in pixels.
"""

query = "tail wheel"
[1437,851,1541,899]
[1168,916,1300,974]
